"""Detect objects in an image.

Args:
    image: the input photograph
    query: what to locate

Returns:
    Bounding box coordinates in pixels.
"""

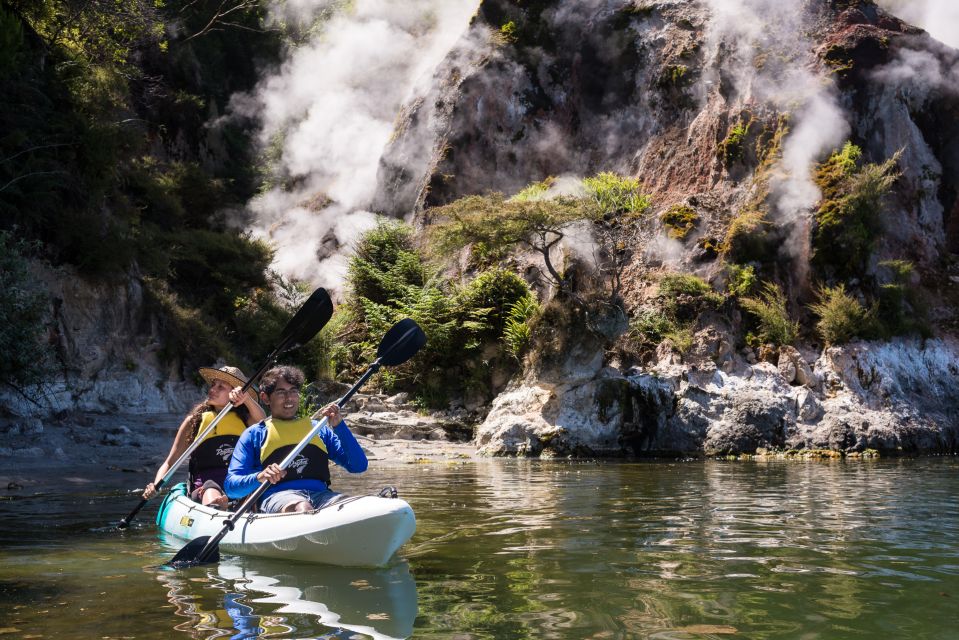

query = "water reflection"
[155,554,417,639]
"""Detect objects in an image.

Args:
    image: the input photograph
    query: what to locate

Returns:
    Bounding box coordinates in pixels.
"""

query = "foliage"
[143,277,236,368]
[876,259,929,338]
[725,263,757,297]
[456,268,532,339]
[428,192,596,289]
[661,204,698,240]
[1,1,285,389]
[719,117,751,165]
[10,0,165,70]
[813,143,901,279]
[582,172,651,217]
[658,272,724,322]
[722,208,774,263]
[510,176,554,202]
[0,232,50,390]
[163,229,273,317]
[346,221,531,407]
[628,307,677,347]
[502,293,539,359]
[499,20,518,44]
[808,283,876,345]
[348,220,426,307]
[740,282,798,347]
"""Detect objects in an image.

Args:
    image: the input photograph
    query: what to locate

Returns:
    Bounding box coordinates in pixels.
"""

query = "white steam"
[874,0,959,49]
[872,46,959,98]
[702,0,850,283]
[232,0,480,289]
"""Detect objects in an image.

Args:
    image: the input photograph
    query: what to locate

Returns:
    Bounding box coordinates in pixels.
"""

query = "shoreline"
[3,411,951,493]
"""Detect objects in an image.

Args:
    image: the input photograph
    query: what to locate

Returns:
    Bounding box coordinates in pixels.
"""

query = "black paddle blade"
[377,319,427,366]
[166,536,220,569]
[279,287,334,352]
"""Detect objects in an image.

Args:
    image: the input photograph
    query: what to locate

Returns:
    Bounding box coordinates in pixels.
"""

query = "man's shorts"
[259,488,339,513]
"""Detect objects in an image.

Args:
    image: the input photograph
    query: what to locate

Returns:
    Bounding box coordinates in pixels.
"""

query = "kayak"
[156,483,416,567]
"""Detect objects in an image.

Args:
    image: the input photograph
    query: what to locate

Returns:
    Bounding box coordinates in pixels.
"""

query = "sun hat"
[198,365,259,405]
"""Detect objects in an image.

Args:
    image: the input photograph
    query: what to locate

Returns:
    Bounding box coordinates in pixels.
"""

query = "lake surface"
[1,457,958,639]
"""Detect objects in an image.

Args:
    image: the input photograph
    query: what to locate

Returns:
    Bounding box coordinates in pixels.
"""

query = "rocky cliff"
[375,0,959,456]
[0,262,197,418]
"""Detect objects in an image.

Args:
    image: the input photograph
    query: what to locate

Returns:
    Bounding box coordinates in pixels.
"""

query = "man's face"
[263,379,300,420]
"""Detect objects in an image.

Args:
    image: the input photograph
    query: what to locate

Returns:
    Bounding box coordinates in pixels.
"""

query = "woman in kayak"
[143,366,266,508]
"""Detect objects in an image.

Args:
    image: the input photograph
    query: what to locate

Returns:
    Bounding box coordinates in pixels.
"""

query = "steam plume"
[874,0,959,49]
[702,0,850,289]
[230,0,480,289]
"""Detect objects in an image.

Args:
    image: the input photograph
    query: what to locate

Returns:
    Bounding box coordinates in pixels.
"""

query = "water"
[2,458,958,639]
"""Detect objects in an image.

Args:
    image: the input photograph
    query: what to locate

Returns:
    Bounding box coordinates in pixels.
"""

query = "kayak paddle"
[167,317,427,568]
[117,287,334,530]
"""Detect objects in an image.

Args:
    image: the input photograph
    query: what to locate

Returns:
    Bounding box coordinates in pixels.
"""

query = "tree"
[429,193,597,293]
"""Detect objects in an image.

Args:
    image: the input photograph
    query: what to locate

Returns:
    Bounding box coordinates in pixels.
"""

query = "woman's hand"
[143,482,158,499]
[229,386,247,406]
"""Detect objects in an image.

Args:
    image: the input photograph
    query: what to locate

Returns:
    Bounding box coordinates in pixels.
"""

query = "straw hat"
[198,366,259,405]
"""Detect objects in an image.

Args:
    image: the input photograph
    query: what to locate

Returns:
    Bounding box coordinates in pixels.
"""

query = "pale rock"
[795,388,823,422]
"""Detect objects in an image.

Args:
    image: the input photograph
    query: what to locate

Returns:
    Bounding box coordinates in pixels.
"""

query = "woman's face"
[207,378,233,407]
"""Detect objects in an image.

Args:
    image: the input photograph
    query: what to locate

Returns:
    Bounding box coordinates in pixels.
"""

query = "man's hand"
[257,463,286,484]
[320,403,343,428]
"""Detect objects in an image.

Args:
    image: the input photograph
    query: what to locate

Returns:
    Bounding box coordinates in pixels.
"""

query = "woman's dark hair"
[260,365,306,395]
[186,401,252,443]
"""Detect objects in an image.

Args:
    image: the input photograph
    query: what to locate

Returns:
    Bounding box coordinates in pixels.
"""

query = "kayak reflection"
[156,553,418,639]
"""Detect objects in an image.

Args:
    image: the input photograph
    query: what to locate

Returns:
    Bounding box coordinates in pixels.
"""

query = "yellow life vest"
[190,410,247,474]
[259,417,331,485]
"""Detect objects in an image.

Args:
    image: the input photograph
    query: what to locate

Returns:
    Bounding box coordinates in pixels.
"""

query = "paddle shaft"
[118,297,323,529]
[190,360,382,564]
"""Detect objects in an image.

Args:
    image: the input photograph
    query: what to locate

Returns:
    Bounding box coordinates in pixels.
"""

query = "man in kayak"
[224,365,368,513]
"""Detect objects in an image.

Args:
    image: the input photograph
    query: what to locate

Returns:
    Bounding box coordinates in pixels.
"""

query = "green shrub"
[657,273,723,324]
[628,307,677,347]
[500,20,518,43]
[346,224,536,406]
[583,172,651,217]
[503,294,539,359]
[726,263,757,297]
[719,117,751,165]
[0,232,50,390]
[723,208,775,263]
[143,277,235,368]
[740,282,797,346]
[455,268,532,339]
[813,143,900,279]
[510,176,554,202]
[808,283,876,345]
[348,220,426,306]
[876,259,929,338]
[661,204,698,240]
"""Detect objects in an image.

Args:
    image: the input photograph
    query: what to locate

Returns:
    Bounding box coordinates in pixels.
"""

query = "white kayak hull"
[156,483,416,567]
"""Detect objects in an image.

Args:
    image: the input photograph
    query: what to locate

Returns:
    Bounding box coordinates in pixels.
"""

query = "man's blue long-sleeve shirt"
[224,419,368,501]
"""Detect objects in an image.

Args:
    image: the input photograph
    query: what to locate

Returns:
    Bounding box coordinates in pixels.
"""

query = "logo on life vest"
[289,454,309,475]
[216,443,235,461]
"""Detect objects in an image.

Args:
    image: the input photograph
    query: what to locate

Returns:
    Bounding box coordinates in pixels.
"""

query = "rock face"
[476,337,959,456]
[374,0,959,457]
[0,262,198,418]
